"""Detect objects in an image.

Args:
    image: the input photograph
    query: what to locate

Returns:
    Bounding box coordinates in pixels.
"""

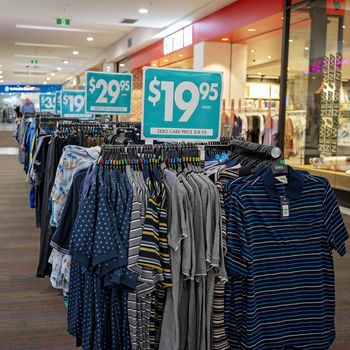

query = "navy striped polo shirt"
[224,166,348,350]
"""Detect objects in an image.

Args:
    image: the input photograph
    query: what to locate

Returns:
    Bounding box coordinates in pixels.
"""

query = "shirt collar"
[262,165,304,199]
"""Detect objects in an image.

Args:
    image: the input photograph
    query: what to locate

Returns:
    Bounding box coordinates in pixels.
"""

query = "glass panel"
[286,0,350,192]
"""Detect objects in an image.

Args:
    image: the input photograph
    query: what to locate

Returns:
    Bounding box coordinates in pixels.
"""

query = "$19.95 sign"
[61,90,93,118]
[142,67,223,141]
[39,93,55,112]
[85,71,132,114]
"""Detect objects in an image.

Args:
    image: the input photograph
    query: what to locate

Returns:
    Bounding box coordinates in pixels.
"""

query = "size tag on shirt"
[280,196,289,219]
[276,175,288,184]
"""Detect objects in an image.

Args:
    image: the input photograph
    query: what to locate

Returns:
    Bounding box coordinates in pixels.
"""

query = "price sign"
[61,90,93,118]
[55,91,62,115]
[85,71,132,114]
[142,67,222,141]
[39,93,55,112]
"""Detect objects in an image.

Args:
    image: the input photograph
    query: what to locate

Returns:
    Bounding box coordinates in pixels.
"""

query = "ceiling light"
[164,59,169,62]
[119,63,125,67]
[0,71,2,74]
[258,72,262,75]
[304,46,309,50]
[178,54,184,57]
[0,80,3,83]
[139,8,148,14]
[289,39,293,42]
[221,37,229,41]
[46,77,50,81]
[56,67,62,71]
[0,76,3,79]
[43,81,47,85]
[0,65,2,67]
[73,50,79,55]
[248,28,256,32]
[51,72,55,76]
[343,25,346,29]
[15,42,71,48]
[287,67,290,71]
[63,60,69,64]
[151,63,157,67]
[251,49,255,53]
[86,37,94,41]
[267,55,272,59]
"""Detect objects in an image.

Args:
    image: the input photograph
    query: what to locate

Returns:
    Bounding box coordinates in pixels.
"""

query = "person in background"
[14,104,22,123]
[20,98,36,115]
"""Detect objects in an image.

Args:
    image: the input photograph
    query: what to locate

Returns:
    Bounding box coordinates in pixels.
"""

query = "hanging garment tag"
[275,175,288,184]
[280,196,289,219]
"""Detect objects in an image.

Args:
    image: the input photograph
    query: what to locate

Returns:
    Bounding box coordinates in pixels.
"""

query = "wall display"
[61,90,93,119]
[85,71,132,114]
[55,91,62,115]
[142,67,222,141]
[39,93,55,112]
[319,54,342,156]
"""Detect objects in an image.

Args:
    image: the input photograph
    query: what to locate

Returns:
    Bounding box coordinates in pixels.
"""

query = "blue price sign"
[61,90,93,118]
[85,71,132,114]
[142,67,223,141]
[55,91,62,115]
[39,93,55,112]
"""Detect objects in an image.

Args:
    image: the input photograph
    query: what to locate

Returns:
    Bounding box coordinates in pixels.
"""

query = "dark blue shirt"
[224,166,348,349]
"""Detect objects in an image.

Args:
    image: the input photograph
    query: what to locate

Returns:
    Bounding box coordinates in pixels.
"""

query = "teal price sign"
[39,93,55,112]
[55,91,62,115]
[61,90,93,119]
[85,71,132,114]
[142,67,223,141]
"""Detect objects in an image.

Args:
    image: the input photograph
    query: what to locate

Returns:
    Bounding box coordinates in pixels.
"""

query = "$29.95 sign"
[85,71,132,114]
[142,67,223,141]
[61,90,93,118]
[39,93,55,112]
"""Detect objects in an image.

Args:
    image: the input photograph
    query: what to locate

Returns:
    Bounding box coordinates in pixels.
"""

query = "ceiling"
[0,0,233,85]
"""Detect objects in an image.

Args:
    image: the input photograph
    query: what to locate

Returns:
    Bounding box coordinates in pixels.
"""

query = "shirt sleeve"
[323,182,349,256]
[224,190,251,277]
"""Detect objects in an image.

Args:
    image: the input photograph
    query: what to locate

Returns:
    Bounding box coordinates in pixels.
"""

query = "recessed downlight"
[221,37,229,41]
[119,63,125,67]
[343,25,346,29]
[51,72,55,76]
[56,67,62,71]
[178,54,184,57]
[43,81,47,85]
[251,49,255,53]
[73,50,79,55]
[258,72,262,75]
[63,60,69,64]
[304,46,309,50]
[248,28,256,32]
[86,37,94,41]
[139,8,148,14]
[151,63,157,67]
[289,39,293,42]
[46,77,50,81]
[267,55,272,59]
[0,76,3,79]
[0,80,3,83]
[164,59,169,62]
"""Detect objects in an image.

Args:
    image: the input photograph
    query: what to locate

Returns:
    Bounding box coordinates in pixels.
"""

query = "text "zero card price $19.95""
[142,68,223,141]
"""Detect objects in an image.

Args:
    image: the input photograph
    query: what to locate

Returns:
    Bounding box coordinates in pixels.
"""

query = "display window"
[285,0,350,192]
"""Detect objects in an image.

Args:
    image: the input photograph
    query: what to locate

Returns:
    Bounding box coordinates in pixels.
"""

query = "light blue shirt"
[21,103,36,114]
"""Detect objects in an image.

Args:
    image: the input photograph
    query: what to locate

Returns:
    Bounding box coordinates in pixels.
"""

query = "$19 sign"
[142,67,223,141]
[85,71,132,114]
[61,90,93,119]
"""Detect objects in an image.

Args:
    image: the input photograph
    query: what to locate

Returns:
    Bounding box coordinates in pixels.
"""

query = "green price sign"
[39,93,55,112]
[61,90,93,118]
[85,71,132,114]
[142,67,223,141]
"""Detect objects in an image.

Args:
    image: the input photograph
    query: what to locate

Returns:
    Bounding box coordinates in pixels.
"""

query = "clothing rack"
[196,137,281,159]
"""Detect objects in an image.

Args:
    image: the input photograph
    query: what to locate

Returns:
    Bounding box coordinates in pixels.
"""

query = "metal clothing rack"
[195,137,281,159]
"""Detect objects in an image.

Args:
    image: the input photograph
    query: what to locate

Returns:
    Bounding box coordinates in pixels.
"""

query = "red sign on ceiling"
[326,0,345,16]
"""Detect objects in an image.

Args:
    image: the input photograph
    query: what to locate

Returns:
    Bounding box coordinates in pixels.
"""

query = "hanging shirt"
[224,166,349,350]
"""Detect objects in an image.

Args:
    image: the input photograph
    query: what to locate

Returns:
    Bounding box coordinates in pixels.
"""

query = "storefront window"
[286,0,350,192]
